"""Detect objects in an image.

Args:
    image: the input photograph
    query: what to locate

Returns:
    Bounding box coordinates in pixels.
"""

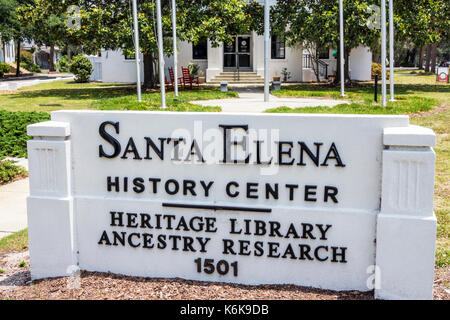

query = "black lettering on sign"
[99,121,121,158]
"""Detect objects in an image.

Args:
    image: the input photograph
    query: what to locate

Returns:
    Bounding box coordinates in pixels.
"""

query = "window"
[318,47,330,59]
[271,36,285,59]
[193,39,208,60]
[124,52,135,60]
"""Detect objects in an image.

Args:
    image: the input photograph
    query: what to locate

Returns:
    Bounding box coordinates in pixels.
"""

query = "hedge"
[0,111,50,158]
[0,159,27,185]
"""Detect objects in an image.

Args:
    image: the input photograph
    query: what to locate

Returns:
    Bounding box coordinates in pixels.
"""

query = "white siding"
[349,45,372,81]
[100,49,144,83]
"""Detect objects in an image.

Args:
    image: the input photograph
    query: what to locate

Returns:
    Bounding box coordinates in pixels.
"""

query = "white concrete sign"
[27,111,437,300]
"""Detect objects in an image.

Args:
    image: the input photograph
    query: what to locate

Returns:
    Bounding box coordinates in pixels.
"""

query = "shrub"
[57,55,69,73]
[188,62,200,77]
[0,159,27,185]
[0,63,11,77]
[371,62,390,80]
[19,54,41,73]
[69,55,93,83]
[0,111,51,158]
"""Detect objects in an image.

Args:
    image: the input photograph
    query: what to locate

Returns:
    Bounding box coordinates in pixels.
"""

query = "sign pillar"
[26,121,77,279]
[376,126,437,299]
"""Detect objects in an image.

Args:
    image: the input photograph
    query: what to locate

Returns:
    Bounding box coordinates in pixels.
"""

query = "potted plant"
[281,68,291,83]
[273,70,281,82]
[198,70,205,84]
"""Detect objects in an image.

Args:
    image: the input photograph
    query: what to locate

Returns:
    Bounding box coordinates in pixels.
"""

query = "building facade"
[0,39,16,64]
[89,32,372,84]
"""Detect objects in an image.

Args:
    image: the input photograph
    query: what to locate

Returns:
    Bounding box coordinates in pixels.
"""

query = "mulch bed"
[0,250,448,300]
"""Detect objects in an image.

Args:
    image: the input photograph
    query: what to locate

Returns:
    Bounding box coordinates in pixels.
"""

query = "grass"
[411,109,450,267]
[0,81,237,112]
[0,229,28,253]
[267,73,449,115]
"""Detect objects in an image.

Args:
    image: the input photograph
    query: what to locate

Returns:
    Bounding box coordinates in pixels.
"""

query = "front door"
[224,36,252,70]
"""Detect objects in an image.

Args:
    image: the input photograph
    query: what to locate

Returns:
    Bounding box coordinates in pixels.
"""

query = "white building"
[89,35,372,84]
[0,38,16,64]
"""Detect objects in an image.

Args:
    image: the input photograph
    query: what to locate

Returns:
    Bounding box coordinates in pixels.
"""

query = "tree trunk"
[425,44,432,72]
[344,50,350,82]
[333,45,341,86]
[143,53,155,89]
[2,43,6,63]
[68,46,72,62]
[49,45,55,72]
[15,39,21,77]
[418,46,425,69]
[430,43,438,74]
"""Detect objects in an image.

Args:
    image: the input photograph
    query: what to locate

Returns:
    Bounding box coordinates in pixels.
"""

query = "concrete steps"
[209,72,265,84]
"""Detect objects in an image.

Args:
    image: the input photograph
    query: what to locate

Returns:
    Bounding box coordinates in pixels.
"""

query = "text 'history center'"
[26,111,437,300]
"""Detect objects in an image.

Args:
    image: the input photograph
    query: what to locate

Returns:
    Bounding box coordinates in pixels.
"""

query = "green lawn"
[0,81,237,112]
[411,110,450,267]
[267,73,449,114]
[0,229,28,253]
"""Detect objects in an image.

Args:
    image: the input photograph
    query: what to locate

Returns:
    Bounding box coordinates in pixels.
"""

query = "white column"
[381,0,387,106]
[339,0,345,96]
[131,0,142,102]
[26,121,77,279]
[376,126,437,299]
[264,0,270,102]
[389,0,395,101]
[171,0,179,97]
[156,0,166,108]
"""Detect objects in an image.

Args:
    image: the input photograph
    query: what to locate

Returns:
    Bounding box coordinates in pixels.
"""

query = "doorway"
[223,36,252,71]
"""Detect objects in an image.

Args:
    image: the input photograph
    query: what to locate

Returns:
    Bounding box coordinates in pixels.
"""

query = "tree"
[61,0,252,88]
[270,0,380,83]
[0,0,33,76]
[17,0,69,72]
[395,0,450,71]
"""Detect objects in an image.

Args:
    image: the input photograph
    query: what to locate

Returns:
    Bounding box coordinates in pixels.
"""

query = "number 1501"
[194,258,238,277]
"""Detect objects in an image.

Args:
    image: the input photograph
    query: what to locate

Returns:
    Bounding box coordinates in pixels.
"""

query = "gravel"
[1,251,448,300]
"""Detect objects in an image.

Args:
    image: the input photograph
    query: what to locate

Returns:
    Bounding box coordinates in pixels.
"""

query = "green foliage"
[69,55,93,83]
[371,63,390,80]
[0,110,50,158]
[18,261,27,268]
[281,68,291,83]
[188,62,200,77]
[57,55,69,73]
[19,54,41,73]
[436,248,450,268]
[0,159,27,184]
[0,229,28,253]
[0,63,11,77]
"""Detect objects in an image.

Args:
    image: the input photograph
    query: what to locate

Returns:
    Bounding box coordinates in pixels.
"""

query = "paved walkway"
[0,74,74,91]
[191,87,349,113]
[0,159,29,239]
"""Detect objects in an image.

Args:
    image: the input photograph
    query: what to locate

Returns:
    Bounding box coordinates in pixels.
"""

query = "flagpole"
[156,0,166,108]
[339,0,345,97]
[381,0,387,106]
[131,0,142,102]
[389,0,395,101]
[171,0,179,97]
[264,0,270,102]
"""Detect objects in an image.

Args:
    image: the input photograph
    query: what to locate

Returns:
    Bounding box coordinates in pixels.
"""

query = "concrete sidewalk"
[191,87,349,113]
[0,74,74,91]
[0,159,29,239]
